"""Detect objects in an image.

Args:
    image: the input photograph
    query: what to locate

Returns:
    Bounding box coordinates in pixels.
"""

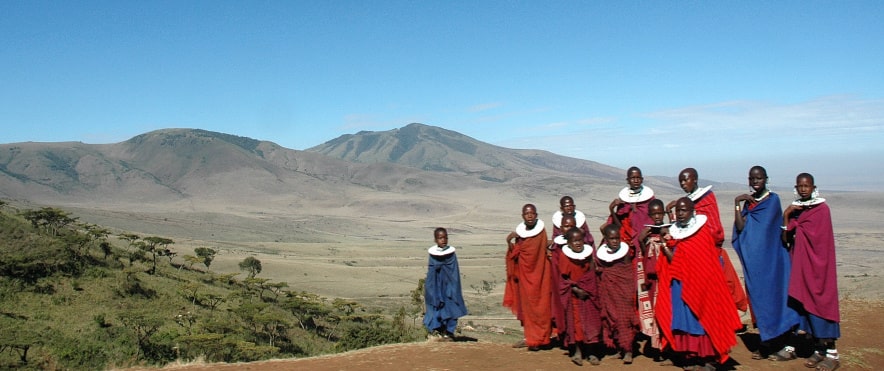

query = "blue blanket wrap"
[423,251,468,333]
[732,192,799,341]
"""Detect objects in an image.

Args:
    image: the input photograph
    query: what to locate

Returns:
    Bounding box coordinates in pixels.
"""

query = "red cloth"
[655,223,742,363]
[608,200,654,255]
[598,255,638,350]
[787,203,840,322]
[556,253,601,346]
[504,229,552,347]
[694,192,724,247]
[695,191,748,312]
[548,246,566,340]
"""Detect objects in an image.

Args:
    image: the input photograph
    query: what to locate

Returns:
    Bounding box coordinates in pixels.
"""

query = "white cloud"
[492,95,884,190]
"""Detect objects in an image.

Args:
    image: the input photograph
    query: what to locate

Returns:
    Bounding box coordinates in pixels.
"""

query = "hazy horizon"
[3,2,882,191]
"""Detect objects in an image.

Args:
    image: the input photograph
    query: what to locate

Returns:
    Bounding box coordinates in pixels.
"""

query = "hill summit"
[309,123,625,183]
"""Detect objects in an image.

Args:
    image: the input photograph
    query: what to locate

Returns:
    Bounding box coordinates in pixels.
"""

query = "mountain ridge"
[2,124,682,208]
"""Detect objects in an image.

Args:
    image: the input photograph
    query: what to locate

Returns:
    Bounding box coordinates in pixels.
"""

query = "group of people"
[420,166,840,371]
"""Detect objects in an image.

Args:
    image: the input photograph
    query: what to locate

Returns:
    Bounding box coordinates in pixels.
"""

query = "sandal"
[768,347,797,361]
[570,355,583,366]
[512,339,527,348]
[804,352,825,368]
[815,357,840,371]
[588,355,600,365]
[751,350,763,360]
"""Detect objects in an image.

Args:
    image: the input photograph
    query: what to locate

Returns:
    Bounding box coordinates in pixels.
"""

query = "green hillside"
[0,201,424,370]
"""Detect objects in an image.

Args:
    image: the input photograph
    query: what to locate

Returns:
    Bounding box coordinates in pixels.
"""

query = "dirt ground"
[131,299,883,371]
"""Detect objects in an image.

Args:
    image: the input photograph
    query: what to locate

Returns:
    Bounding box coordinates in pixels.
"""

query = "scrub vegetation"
[0,202,424,370]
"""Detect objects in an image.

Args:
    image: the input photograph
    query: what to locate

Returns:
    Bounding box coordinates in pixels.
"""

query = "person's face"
[748,168,767,192]
[679,171,697,194]
[434,230,448,248]
[627,169,643,190]
[561,217,576,232]
[560,198,576,215]
[604,228,621,248]
[522,205,538,228]
[568,234,584,253]
[648,205,666,225]
[675,200,693,224]
[795,176,816,200]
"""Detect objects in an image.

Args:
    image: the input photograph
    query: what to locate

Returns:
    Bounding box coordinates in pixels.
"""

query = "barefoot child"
[597,224,638,364]
[423,227,468,340]
[504,204,552,350]
[782,173,841,371]
[557,227,602,365]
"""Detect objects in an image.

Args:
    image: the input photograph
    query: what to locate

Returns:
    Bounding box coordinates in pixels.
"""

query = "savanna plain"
[59,185,883,370]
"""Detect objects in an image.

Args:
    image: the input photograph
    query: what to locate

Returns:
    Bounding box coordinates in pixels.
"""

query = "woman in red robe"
[656,197,742,370]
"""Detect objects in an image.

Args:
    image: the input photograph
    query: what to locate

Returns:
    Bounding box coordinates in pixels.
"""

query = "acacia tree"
[21,207,77,236]
[194,247,217,269]
[142,236,174,274]
[238,256,262,278]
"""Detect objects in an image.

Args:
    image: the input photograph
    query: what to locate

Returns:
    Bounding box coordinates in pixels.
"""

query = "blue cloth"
[670,278,706,335]
[732,192,799,341]
[423,250,468,333]
[797,308,841,339]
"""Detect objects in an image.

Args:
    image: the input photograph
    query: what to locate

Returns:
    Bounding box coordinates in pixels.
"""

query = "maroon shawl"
[787,202,840,322]
[598,256,638,350]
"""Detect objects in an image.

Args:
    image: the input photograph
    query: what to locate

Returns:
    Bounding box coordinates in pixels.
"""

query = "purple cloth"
[787,202,840,322]
[732,192,799,341]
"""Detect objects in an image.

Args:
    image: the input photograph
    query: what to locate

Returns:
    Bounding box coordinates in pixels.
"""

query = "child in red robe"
[548,213,576,348]
[657,197,742,370]
[557,227,601,365]
[597,223,639,364]
[504,203,552,350]
[669,167,748,313]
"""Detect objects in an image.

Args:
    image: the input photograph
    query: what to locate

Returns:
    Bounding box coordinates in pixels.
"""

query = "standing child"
[732,166,799,359]
[557,226,602,365]
[669,167,747,313]
[603,166,655,255]
[552,195,596,247]
[597,223,639,364]
[636,199,670,353]
[504,204,552,350]
[783,173,841,371]
[423,227,468,341]
[656,198,742,370]
[548,213,578,348]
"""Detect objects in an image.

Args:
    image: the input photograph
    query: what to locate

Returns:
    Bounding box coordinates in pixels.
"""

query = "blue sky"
[2,1,883,190]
